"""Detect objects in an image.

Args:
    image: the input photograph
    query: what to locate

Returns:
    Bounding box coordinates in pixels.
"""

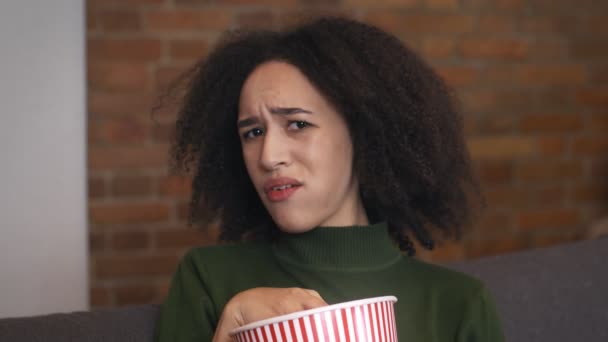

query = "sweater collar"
[272,221,401,271]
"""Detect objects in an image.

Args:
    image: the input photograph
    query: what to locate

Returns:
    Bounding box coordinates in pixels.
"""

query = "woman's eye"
[243,128,264,140]
[288,121,310,130]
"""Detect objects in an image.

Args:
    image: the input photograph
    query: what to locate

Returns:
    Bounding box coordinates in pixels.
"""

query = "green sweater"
[156,222,504,341]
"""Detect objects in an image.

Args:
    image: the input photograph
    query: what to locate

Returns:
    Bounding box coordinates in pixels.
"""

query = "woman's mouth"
[264,178,302,202]
[267,184,301,202]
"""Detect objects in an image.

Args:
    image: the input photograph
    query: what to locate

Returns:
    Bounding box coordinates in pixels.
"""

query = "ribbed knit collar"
[272,221,402,271]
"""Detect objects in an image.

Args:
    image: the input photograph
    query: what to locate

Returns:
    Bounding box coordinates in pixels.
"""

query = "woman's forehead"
[238,61,325,116]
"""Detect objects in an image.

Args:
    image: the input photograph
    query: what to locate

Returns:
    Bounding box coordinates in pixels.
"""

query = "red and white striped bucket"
[230,296,398,342]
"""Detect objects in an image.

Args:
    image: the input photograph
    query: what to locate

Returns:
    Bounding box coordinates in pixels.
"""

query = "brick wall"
[87,0,608,307]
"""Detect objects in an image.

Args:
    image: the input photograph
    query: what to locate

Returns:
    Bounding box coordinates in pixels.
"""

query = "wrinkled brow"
[237,107,312,128]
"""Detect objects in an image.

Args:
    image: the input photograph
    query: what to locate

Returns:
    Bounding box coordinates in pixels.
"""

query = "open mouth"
[267,184,301,202]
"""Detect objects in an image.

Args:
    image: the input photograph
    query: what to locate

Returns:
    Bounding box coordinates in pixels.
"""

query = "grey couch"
[1,238,606,341]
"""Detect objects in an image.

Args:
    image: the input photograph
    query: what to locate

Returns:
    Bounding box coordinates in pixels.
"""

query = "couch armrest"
[0,304,160,342]
[448,238,608,342]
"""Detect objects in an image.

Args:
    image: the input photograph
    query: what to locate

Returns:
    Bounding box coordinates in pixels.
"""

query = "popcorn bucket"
[230,296,398,342]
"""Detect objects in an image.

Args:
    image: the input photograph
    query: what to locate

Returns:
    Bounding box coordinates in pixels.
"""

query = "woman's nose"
[259,129,290,171]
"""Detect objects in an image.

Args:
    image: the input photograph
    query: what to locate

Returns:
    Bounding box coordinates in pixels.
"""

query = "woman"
[155,17,504,341]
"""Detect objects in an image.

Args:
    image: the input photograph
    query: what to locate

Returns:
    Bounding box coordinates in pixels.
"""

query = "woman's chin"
[270,213,317,234]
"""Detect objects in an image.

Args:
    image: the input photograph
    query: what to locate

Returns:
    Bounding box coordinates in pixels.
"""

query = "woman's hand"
[212,287,328,342]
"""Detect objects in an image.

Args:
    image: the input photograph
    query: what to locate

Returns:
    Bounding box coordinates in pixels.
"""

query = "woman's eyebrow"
[237,107,312,128]
[268,107,312,115]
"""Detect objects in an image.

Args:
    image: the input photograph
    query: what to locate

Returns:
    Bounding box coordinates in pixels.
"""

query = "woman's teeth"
[273,184,293,191]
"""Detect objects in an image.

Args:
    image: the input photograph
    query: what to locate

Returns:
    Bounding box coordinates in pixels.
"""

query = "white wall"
[0,0,88,317]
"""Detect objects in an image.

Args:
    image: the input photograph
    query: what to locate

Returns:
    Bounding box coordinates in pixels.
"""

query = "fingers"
[300,289,328,309]
[216,287,328,341]
[278,290,327,313]
[305,289,324,301]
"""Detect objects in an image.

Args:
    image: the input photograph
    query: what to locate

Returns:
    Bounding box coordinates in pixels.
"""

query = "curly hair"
[164,16,481,256]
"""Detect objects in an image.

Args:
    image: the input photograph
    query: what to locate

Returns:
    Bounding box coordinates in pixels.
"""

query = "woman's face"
[237,61,368,233]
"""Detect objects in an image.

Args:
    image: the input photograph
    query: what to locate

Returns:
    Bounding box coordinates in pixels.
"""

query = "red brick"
[88,144,169,170]
[586,206,608,222]
[88,91,156,118]
[144,9,232,31]
[468,136,536,160]
[159,175,192,198]
[88,38,161,62]
[114,285,159,305]
[476,211,514,234]
[156,280,171,299]
[482,66,518,85]
[155,229,216,248]
[527,0,601,11]
[589,65,608,84]
[570,40,608,59]
[177,201,191,221]
[477,161,514,184]
[155,65,191,93]
[463,113,476,135]
[460,89,534,112]
[87,9,99,31]
[483,186,527,208]
[235,11,277,30]
[519,113,583,133]
[419,37,455,59]
[517,208,581,230]
[89,119,150,145]
[591,160,608,179]
[152,122,175,143]
[111,231,150,250]
[478,15,515,33]
[88,177,106,199]
[495,0,525,10]
[99,9,142,32]
[531,185,566,206]
[89,231,106,253]
[365,12,474,34]
[534,89,575,108]
[459,37,528,60]
[435,65,479,87]
[466,235,530,258]
[218,0,298,5]
[572,183,608,203]
[460,0,487,8]
[461,0,524,10]
[587,114,608,132]
[520,16,576,34]
[517,160,582,182]
[96,255,179,278]
[572,137,608,156]
[90,287,111,307]
[576,88,608,108]
[89,0,165,7]
[428,241,465,263]
[343,0,418,6]
[89,202,170,224]
[579,16,608,36]
[168,40,208,61]
[425,0,458,9]
[277,10,355,29]
[531,233,582,249]
[111,175,153,197]
[536,137,566,157]
[475,114,518,133]
[526,39,568,60]
[518,64,587,86]
[88,62,150,92]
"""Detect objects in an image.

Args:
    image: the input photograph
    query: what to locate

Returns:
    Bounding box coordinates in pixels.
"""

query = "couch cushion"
[0,304,159,342]
[448,238,608,342]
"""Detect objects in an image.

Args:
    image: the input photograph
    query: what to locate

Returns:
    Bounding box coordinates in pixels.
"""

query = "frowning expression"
[237,61,366,233]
